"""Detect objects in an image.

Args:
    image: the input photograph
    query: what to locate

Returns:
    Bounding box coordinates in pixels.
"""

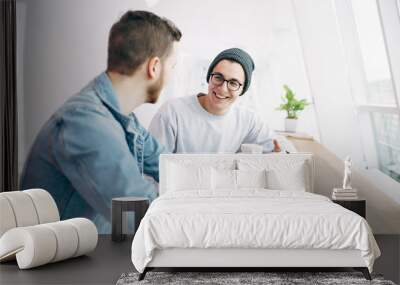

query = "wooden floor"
[374,235,400,284]
[0,235,398,285]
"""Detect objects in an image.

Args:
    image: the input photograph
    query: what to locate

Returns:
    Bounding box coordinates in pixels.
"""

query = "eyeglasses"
[210,73,243,92]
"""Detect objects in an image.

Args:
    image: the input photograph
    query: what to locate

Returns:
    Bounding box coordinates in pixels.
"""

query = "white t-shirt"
[148,94,276,153]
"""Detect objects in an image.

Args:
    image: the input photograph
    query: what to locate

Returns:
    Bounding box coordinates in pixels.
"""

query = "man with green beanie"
[149,47,281,153]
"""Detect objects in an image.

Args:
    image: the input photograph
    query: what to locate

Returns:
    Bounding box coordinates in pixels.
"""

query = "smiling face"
[202,59,245,115]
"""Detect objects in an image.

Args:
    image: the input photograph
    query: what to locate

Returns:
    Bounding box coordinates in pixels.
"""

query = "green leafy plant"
[277,85,310,119]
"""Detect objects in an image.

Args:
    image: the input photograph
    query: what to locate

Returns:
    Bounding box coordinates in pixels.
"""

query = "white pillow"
[212,168,237,191]
[266,162,306,191]
[237,158,309,191]
[237,169,267,189]
[167,162,212,191]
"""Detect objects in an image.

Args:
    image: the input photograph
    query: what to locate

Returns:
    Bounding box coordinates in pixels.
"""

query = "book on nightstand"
[332,188,358,200]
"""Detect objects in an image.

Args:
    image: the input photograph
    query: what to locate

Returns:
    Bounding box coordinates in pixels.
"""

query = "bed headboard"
[159,153,314,195]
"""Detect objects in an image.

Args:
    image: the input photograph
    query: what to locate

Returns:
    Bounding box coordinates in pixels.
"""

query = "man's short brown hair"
[107,11,181,76]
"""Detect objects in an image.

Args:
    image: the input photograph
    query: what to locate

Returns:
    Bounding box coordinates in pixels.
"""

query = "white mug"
[240,144,263,154]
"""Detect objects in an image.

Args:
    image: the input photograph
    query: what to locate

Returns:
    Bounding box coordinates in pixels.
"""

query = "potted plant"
[277,85,310,133]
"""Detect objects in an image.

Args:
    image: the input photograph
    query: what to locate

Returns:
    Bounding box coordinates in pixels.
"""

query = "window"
[351,0,400,183]
[351,0,395,105]
[371,112,400,181]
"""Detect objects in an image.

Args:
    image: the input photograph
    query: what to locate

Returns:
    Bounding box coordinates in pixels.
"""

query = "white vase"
[285,118,297,133]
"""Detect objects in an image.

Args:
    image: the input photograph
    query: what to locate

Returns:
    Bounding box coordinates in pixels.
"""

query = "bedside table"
[111,197,149,242]
[332,199,366,218]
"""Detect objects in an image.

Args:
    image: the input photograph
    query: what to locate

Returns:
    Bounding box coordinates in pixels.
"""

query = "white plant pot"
[285,118,297,133]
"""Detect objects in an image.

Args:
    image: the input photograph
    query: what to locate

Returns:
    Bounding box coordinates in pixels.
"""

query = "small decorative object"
[276,85,310,133]
[343,156,352,189]
[332,156,358,200]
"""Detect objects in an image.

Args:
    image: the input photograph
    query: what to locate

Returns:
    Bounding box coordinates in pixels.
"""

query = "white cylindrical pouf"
[0,196,17,237]
[42,221,79,262]
[1,192,39,227]
[67,218,98,257]
[24,189,60,223]
[0,226,57,269]
[0,189,98,269]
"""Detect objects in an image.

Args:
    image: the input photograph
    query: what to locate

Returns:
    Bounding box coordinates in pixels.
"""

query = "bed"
[131,153,380,280]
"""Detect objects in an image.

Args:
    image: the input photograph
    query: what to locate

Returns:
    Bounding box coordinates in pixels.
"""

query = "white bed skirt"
[148,248,366,268]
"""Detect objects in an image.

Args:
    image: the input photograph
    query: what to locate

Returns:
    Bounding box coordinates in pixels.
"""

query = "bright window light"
[351,0,396,105]
[351,0,400,183]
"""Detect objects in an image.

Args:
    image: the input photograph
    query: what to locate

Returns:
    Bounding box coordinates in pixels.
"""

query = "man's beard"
[146,73,164,104]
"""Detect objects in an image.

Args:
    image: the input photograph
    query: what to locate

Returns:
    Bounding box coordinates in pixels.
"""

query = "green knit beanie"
[206,48,255,95]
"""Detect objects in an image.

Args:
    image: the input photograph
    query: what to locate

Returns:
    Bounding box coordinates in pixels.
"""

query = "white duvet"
[131,190,380,273]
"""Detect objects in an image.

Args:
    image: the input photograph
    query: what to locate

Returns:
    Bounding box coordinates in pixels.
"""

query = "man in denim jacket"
[21,11,181,233]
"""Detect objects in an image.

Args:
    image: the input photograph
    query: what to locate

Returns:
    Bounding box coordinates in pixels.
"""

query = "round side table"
[111,197,149,242]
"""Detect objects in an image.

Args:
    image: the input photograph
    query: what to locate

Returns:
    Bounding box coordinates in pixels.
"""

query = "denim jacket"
[21,72,164,233]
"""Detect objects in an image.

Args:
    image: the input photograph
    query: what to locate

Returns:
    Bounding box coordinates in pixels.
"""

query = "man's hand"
[273,139,281,152]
